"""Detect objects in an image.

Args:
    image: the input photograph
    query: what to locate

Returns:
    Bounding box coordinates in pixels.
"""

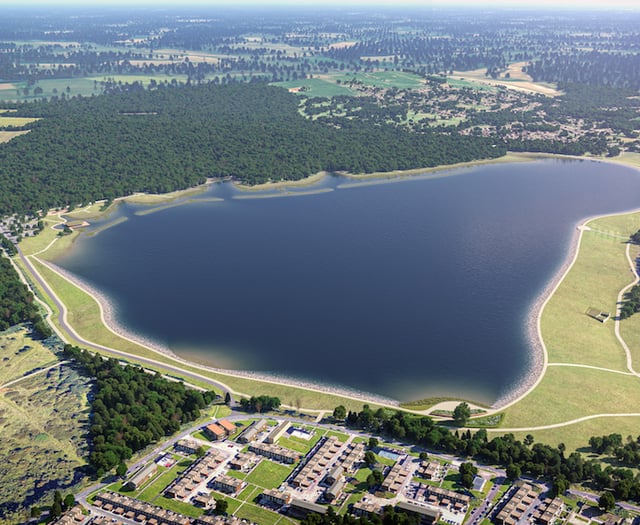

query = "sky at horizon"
[2,0,639,9]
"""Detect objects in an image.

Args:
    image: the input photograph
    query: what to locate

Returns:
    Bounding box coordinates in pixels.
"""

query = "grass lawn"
[354,467,373,483]
[499,210,640,447]
[446,78,496,91]
[337,71,426,89]
[325,430,349,442]
[245,460,292,489]
[277,432,322,454]
[501,366,640,428]
[441,473,462,491]
[271,78,356,98]
[539,230,630,368]
[238,483,260,502]
[154,496,205,517]
[137,464,186,501]
[234,503,281,525]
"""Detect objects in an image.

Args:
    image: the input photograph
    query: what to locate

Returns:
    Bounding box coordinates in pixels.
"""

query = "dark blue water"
[55,159,640,405]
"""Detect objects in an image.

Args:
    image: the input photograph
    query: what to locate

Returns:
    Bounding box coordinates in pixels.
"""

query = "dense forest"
[62,344,216,476]
[0,253,50,337]
[0,81,504,216]
[338,405,640,503]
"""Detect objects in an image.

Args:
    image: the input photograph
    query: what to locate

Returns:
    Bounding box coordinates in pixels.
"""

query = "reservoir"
[54,159,640,406]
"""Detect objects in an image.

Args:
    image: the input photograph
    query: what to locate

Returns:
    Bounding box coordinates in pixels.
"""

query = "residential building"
[289,499,328,519]
[495,483,538,525]
[175,439,200,455]
[381,462,411,494]
[249,441,299,464]
[261,488,293,506]
[265,421,291,444]
[211,474,244,495]
[124,463,158,491]
[396,501,441,525]
[237,419,268,443]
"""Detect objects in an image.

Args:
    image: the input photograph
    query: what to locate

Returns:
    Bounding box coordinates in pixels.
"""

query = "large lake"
[54,159,640,406]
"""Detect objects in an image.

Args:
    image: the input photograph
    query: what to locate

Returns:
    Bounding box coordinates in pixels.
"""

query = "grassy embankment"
[17,207,383,413]
[496,210,640,451]
[17,155,543,416]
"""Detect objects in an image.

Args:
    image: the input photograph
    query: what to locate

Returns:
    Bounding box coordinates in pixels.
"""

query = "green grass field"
[446,78,496,91]
[245,460,292,489]
[337,71,426,89]
[271,78,356,98]
[499,210,640,449]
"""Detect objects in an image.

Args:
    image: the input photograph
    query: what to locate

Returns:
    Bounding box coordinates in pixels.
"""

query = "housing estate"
[164,449,227,500]
[495,483,538,525]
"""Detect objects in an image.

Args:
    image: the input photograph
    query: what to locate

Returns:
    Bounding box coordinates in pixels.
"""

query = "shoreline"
[30,152,640,413]
[493,202,640,412]
[44,260,400,409]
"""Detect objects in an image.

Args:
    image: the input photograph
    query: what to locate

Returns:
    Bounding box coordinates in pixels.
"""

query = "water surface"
[55,159,640,405]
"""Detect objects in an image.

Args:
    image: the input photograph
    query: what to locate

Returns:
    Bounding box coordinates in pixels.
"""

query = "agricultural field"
[0,328,90,522]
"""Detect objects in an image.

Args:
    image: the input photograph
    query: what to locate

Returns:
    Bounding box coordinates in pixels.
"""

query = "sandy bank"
[45,261,399,408]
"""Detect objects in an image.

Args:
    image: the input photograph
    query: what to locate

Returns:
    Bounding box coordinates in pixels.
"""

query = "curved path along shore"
[13,162,640,434]
[16,217,405,414]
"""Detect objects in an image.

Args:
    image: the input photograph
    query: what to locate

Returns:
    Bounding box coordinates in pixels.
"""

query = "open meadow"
[499,211,640,451]
[0,327,90,523]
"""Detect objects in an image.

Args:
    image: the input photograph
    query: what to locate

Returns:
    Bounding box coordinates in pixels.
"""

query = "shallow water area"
[54,159,640,406]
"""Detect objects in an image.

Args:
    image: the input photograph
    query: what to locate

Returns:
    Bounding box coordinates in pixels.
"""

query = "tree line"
[62,344,217,477]
[0,253,51,337]
[0,81,505,216]
[337,405,640,503]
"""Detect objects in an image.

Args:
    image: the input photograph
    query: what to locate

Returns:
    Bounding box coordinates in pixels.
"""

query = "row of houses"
[164,449,228,500]
[381,460,411,494]
[125,463,158,491]
[210,474,245,495]
[228,451,260,472]
[249,441,300,464]
[93,492,253,525]
[355,498,441,525]
[532,497,565,525]
[261,488,293,507]
[494,483,538,525]
[422,484,471,511]
[341,441,366,472]
[291,436,344,489]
